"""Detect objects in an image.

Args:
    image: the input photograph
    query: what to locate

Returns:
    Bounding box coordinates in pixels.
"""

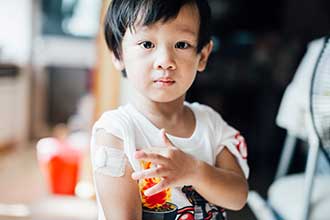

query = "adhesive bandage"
[94,146,126,177]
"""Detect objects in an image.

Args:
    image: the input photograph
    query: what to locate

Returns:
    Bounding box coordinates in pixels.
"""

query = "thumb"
[161,128,174,148]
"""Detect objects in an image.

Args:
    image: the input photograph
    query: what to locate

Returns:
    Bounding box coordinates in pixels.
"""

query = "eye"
[175,42,190,49]
[139,41,155,49]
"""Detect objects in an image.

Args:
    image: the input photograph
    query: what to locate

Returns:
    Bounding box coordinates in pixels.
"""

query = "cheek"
[185,73,197,87]
[124,58,147,77]
[126,68,150,90]
[181,51,200,64]
[181,56,200,73]
[182,60,199,87]
[179,65,197,88]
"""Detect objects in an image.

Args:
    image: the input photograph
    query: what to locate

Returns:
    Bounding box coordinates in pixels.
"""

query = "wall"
[0,0,32,146]
[0,0,32,64]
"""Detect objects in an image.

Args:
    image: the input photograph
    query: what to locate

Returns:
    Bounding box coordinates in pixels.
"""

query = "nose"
[153,46,176,70]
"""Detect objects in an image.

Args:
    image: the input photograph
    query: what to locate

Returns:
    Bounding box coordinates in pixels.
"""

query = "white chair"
[248,36,330,220]
[249,134,330,220]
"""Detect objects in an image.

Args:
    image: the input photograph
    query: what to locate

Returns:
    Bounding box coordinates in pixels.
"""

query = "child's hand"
[131,129,199,196]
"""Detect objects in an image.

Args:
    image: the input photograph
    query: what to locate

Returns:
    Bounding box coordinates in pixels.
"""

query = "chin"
[149,94,184,103]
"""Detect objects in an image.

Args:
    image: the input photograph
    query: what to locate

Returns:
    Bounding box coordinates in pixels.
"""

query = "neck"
[130,93,186,127]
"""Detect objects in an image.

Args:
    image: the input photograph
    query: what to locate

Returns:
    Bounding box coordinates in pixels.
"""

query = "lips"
[153,78,176,87]
[154,80,175,84]
[153,78,175,83]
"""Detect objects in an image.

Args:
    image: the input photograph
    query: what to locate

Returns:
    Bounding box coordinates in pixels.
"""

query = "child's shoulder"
[93,104,133,132]
[97,104,131,121]
[186,101,223,119]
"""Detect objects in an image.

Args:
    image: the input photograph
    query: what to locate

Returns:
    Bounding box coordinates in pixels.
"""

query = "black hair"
[104,0,212,60]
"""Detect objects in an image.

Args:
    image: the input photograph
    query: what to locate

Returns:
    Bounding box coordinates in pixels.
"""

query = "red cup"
[36,138,81,195]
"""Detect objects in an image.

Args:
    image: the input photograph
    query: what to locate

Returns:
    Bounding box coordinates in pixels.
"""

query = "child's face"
[113,3,212,103]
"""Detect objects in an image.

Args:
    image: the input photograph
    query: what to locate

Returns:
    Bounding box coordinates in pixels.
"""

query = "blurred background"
[0,0,329,219]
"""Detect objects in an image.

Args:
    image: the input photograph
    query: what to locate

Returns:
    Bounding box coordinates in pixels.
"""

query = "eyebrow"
[133,24,197,36]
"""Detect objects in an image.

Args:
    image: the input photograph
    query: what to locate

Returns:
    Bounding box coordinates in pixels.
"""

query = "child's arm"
[94,129,142,219]
[132,129,248,211]
[193,147,248,210]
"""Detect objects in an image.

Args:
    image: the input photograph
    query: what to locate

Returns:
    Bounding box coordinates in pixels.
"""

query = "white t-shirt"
[91,102,249,220]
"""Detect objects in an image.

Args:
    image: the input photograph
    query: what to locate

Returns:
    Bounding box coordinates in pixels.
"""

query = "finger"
[144,179,170,196]
[134,151,168,165]
[161,128,174,148]
[134,150,146,158]
[131,167,168,180]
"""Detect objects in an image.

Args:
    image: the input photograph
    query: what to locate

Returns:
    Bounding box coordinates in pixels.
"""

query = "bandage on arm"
[93,129,142,219]
[94,128,127,177]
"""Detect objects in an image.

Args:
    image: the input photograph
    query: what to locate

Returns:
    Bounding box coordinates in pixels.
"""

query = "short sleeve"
[90,109,141,172]
[208,107,249,178]
[92,111,124,140]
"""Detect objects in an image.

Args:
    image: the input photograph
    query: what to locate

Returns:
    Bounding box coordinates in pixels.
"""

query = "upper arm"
[93,129,142,220]
[215,147,246,179]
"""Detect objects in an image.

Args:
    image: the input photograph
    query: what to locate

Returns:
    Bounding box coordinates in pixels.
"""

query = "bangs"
[126,0,190,31]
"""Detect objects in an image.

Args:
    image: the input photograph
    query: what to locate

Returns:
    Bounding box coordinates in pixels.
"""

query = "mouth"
[153,78,176,87]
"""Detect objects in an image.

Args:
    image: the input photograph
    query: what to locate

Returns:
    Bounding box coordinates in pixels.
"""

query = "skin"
[95,3,248,219]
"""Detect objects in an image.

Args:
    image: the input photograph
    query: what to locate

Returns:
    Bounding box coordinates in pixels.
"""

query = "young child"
[91,0,249,219]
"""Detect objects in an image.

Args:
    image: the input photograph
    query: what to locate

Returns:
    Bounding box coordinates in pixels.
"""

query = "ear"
[197,40,213,72]
[111,53,125,71]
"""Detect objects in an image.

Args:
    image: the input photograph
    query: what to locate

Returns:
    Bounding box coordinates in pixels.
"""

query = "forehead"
[132,3,200,36]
